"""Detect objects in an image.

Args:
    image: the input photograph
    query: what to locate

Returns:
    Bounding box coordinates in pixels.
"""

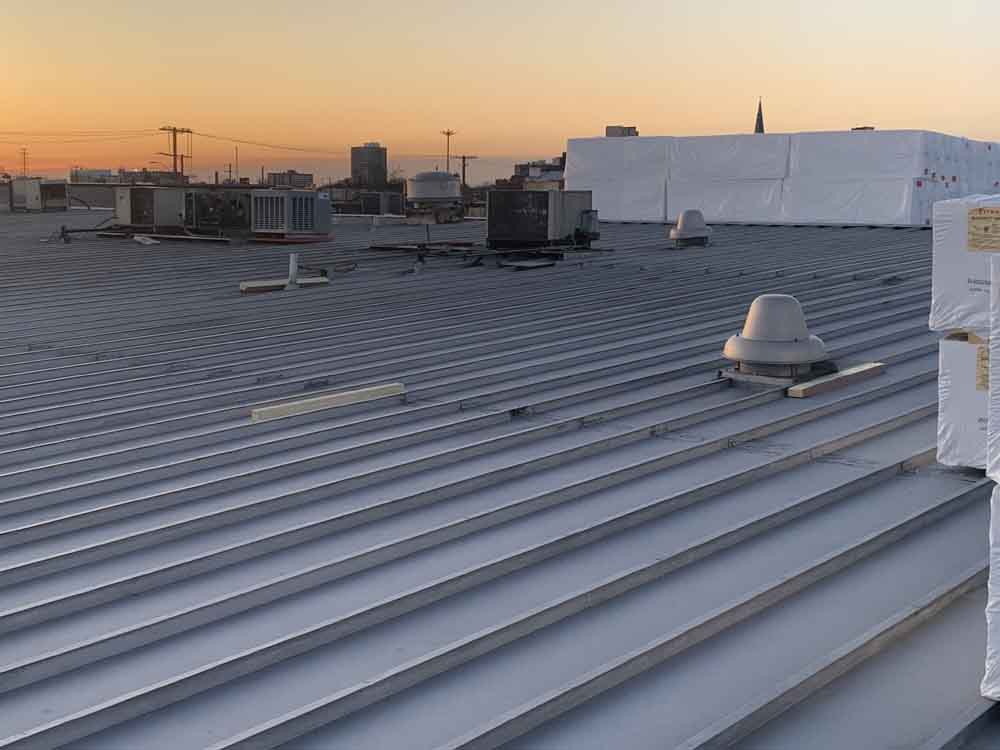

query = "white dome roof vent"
[723,294,829,379]
[669,209,711,247]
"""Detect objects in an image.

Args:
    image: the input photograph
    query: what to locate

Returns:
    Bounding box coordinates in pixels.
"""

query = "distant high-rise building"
[605,125,639,137]
[754,99,765,134]
[266,170,314,188]
[351,142,388,188]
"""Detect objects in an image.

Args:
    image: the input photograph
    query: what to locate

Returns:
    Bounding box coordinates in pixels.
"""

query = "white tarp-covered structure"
[667,135,789,181]
[564,129,1000,226]
[780,177,943,227]
[562,137,668,223]
[666,179,783,224]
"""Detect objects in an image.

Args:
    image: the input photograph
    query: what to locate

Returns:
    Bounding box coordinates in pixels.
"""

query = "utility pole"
[441,130,456,174]
[19,148,27,177]
[158,125,193,176]
[456,155,479,189]
[235,146,239,182]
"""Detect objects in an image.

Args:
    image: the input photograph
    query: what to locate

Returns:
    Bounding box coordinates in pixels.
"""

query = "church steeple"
[754,98,765,134]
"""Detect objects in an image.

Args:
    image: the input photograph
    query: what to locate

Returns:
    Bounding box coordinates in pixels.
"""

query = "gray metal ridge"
[0,416,938,696]
[677,563,989,749]
[435,483,990,750]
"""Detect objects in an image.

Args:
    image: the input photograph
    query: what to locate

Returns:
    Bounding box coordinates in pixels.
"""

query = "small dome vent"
[669,209,711,247]
[723,294,828,379]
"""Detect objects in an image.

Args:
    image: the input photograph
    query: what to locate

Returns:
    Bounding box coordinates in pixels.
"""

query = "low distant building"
[69,167,116,183]
[328,187,405,216]
[351,142,388,188]
[503,153,566,190]
[606,125,639,137]
[266,170,314,188]
[117,169,189,186]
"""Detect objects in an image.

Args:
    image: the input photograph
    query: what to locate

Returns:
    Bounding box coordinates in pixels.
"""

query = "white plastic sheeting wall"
[780,178,938,226]
[666,180,783,224]
[622,137,670,223]
[668,135,789,181]
[564,130,1000,225]
[787,131,928,180]
[562,137,668,223]
[563,138,627,222]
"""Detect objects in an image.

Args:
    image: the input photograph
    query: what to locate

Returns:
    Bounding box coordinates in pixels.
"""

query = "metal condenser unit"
[114,187,186,230]
[250,190,331,237]
[487,190,598,249]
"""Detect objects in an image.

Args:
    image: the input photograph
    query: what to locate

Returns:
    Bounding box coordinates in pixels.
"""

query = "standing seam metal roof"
[0,210,990,750]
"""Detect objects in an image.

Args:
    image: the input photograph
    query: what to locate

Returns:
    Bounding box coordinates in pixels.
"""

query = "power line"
[193,131,344,155]
[0,129,159,136]
[192,131,451,159]
[2,125,491,163]
[0,133,159,145]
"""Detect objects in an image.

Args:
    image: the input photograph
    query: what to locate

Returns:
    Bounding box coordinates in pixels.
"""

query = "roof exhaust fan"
[723,294,832,381]
[669,209,711,248]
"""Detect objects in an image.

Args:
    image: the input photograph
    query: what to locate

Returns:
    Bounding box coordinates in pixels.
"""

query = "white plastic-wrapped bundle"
[564,137,669,222]
[779,177,934,226]
[788,130,931,180]
[929,195,1000,332]
[982,483,1000,700]
[621,137,670,222]
[938,332,989,469]
[668,135,790,181]
[564,137,626,222]
[665,179,783,224]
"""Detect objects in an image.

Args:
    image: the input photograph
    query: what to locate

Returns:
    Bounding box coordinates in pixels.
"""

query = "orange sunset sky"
[3,0,999,182]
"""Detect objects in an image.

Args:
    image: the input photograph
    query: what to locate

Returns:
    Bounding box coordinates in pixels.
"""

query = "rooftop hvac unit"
[250,190,331,236]
[487,190,599,249]
[114,186,185,229]
[183,188,251,232]
[9,178,68,212]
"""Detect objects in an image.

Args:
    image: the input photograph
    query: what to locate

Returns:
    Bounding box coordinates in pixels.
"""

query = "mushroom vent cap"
[669,209,711,241]
[723,294,827,365]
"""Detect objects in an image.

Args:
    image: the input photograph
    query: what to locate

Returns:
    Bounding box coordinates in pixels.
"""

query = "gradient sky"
[3,0,1000,181]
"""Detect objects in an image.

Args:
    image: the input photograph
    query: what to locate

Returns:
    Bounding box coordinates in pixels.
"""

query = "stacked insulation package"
[930,195,1000,698]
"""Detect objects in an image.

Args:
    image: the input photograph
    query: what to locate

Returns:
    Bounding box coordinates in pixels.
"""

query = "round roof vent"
[723,294,827,370]
[669,209,711,247]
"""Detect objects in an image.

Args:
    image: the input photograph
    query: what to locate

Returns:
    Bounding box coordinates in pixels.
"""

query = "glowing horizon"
[4,0,999,181]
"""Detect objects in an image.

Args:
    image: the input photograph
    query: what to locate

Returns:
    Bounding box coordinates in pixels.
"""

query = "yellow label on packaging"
[977,344,990,390]
[969,207,1000,251]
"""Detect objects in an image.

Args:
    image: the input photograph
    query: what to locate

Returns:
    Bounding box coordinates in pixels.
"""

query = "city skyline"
[4,0,1000,179]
